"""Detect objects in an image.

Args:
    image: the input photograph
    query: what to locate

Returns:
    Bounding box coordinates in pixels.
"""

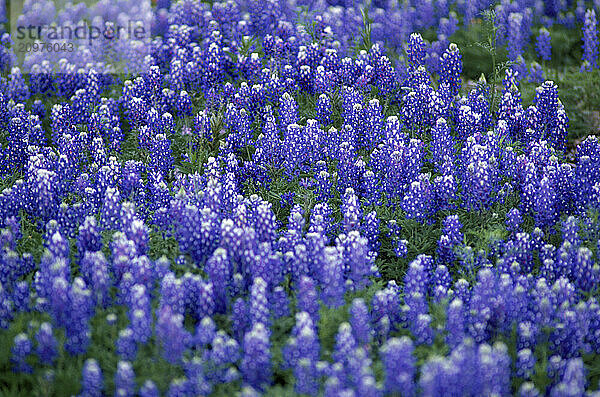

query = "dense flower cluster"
[1,0,600,396]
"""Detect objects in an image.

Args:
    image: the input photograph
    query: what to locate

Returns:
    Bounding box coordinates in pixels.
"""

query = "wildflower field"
[2,0,600,396]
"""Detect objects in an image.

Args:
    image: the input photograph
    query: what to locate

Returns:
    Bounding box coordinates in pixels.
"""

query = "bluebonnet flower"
[439,12,459,37]
[35,322,58,365]
[242,322,271,391]
[184,356,212,395]
[139,380,160,397]
[339,230,375,290]
[360,210,380,255]
[8,67,30,102]
[194,109,212,141]
[432,264,452,301]
[315,168,333,203]
[335,141,361,191]
[116,328,137,361]
[166,378,193,397]
[80,359,103,397]
[512,56,529,82]
[430,118,455,172]
[402,173,434,223]
[381,337,415,396]
[406,33,426,67]
[271,286,290,319]
[77,216,101,254]
[183,273,215,321]
[156,305,191,364]
[106,314,117,327]
[320,246,346,308]
[232,297,248,343]
[528,62,544,84]
[433,168,457,212]
[550,358,586,396]
[101,187,121,230]
[479,342,512,395]
[446,298,466,348]
[507,13,526,60]
[296,276,320,324]
[506,208,523,234]
[205,248,231,313]
[175,205,220,264]
[374,55,396,94]
[149,134,173,177]
[177,90,193,117]
[63,278,94,356]
[362,99,385,149]
[315,94,332,127]
[400,83,430,130]
[332,322,357,368]
[207,331,241,384]
[395,239,408,258]
[439,43,462,97]
[517,348,536,379]
[536,27,552,61]
[534,176,559,228]
[11,333,32,373]
[350,299,372,345]
[437,215,464,266]
[12,281,30,313]
[114,361,136,397]
[404,254,433,297]
[195,316,217,348]
[519,382,542,397]
[460,134,500,210]
[347,346,381,396]
[582,9,599,71]
[249,277,270,327]
[128,285,152,344]
[279,92,298,130]
[323,372,344,397]
[533,81,569,151]
[284,312,320,395]
[414,313,434,344]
